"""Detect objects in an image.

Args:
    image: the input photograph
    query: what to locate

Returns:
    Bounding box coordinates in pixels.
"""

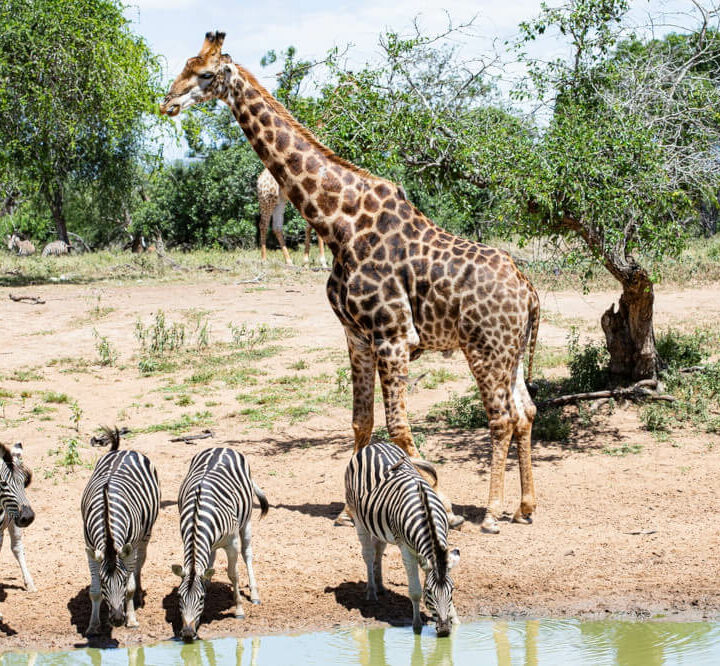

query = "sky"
[125,0,703,159]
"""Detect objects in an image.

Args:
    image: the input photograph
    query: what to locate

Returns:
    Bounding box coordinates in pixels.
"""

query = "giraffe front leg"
[9,523,35,592]
[271,200,292,265]
[303,224,311,265]
[259,213,270,262]
[377,338,463,528]
[335,331,376,527]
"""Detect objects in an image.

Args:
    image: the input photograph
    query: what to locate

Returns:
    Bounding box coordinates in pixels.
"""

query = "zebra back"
[81,448,160,555]
[178,448,265,573]
[42,240,70,256]
[345,442,448,561]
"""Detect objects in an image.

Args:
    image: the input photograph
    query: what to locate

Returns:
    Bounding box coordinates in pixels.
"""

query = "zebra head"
[0,443,34,528]
[87,543,133,627]
[172,564,214,641]
[421,547,460,637]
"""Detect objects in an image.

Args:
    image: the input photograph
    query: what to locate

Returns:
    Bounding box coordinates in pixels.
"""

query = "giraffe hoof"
[334,512,354,527]
[481,517,500,534]
[512,511,533,525]
[448,514,465,530]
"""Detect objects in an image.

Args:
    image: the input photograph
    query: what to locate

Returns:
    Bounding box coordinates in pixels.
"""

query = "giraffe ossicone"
[161,31,541,534]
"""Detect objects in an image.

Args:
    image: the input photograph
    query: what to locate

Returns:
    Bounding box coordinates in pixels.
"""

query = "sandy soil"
[0,273,719,652]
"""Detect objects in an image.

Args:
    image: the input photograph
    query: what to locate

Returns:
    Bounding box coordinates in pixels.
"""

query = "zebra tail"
[416,479,446,581]
[97,425,122,451]
[253,482,269,520]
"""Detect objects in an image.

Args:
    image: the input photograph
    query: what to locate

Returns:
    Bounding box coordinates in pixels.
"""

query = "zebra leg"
[373,539,387,595]
[124,549,139,628]
[87,556,103,635]
[9,522,35,592]
[240,521,261,605]
[225,535,244,619]
[400,544,424,634]
[355,522,377,601]
[133,539,149,606]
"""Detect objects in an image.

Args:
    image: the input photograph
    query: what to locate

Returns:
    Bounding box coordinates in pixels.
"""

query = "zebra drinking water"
[80,427,160,635]
[0,443,35,620]
[345,442,460,637]
[172,447,269,642]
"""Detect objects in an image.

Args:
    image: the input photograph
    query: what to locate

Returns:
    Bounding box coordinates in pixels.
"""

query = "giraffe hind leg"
[511,360,537,524]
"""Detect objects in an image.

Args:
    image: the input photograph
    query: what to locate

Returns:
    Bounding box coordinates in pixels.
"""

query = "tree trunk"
[47,186,70,245]
[601,272,660,381]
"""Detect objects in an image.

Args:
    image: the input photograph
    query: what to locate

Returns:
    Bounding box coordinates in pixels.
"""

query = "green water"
[2,620,720,665]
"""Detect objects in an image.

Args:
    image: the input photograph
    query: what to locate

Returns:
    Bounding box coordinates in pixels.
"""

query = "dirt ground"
[0,271,719,652]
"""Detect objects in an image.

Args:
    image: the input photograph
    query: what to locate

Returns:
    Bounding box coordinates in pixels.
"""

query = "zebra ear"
[447,548,460,570]
[86,547,104,563]
[120,543,133,559]
[171,564,186,578]
[11,442,23,460]
[202,567,215,581]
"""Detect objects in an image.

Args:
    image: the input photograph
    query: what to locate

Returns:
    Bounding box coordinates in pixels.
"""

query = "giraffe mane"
[236,65,389,185]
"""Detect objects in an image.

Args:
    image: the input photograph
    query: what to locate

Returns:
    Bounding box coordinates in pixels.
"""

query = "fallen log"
[8,293,45,305]
[169,429,215,444]
[537,379,676,409]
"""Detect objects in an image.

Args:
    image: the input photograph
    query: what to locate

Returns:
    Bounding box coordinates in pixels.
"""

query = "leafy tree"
[0,0,164,244]
[316,3,720,380]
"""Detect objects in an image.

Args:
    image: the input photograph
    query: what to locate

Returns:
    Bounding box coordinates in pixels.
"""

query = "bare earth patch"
[0,274,718,652]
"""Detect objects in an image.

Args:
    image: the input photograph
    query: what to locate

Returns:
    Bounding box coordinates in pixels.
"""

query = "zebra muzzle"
[15,505,35,528]
[180,623,198,642]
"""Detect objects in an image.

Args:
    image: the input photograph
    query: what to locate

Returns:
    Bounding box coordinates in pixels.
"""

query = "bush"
[567,328,609,392]
[656,328,713,369]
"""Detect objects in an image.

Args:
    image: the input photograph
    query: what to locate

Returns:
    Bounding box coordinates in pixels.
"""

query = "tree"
[316,3,720,380]
[0,0,163,244]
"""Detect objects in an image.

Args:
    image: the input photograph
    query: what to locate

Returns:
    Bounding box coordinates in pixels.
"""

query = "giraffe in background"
[161,32,540,534]
[257,167,327,267]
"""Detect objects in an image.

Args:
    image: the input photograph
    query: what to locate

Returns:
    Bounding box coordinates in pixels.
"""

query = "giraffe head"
[160,31,233,117]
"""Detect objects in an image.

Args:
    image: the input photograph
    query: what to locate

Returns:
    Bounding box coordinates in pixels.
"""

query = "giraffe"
[257,167,328,268]
[161,32,540,534]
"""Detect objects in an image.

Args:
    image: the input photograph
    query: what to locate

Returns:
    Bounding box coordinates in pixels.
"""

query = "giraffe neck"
[220,64,379,252]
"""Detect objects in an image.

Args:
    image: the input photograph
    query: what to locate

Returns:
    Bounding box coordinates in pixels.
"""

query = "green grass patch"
[43,391,71,404]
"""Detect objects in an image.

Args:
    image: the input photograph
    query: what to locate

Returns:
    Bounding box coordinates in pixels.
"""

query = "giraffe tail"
[525,288,540,389]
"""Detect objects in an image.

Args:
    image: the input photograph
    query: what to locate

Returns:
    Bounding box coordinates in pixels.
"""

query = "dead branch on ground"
[8,293,45,304]
[537,379,676,409]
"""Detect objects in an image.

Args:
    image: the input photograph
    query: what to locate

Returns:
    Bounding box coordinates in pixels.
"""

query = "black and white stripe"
[345,442,460,636]
[80,427,160,635]
[173,447,268,641]
[0,443,35,619]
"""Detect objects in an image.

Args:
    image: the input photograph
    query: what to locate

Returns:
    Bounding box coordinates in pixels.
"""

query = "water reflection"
[2,619,720,665]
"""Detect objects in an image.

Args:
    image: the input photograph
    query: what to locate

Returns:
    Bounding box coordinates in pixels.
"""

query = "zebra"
[7,234,35,256]
[345,442,460,637]
[0,442,35,620]
[172,447,269,642]
[41,240,71,256]
[80,427,160,635]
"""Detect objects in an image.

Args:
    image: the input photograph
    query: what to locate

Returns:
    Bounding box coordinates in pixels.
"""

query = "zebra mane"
[416,479,447,581]
[102,486,117,569]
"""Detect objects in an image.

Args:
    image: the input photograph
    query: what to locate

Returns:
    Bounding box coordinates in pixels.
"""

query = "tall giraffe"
[257,167,327,267]
[161,32,540,534]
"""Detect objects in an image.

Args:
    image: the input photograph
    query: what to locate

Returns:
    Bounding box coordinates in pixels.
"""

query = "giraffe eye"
[200,72,213,79]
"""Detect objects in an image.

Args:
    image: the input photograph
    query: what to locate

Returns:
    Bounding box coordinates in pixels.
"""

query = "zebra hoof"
[251,599,261,605]
[26,584,37,593]
[235,610,245,619]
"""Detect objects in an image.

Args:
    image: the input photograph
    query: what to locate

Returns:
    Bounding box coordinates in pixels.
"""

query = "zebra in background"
[81,427,160,635]
[0,442,36,621]
[172,447,269,642]
[42,240,71,256]
[7,234,35,256]
[345,442,460,637]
